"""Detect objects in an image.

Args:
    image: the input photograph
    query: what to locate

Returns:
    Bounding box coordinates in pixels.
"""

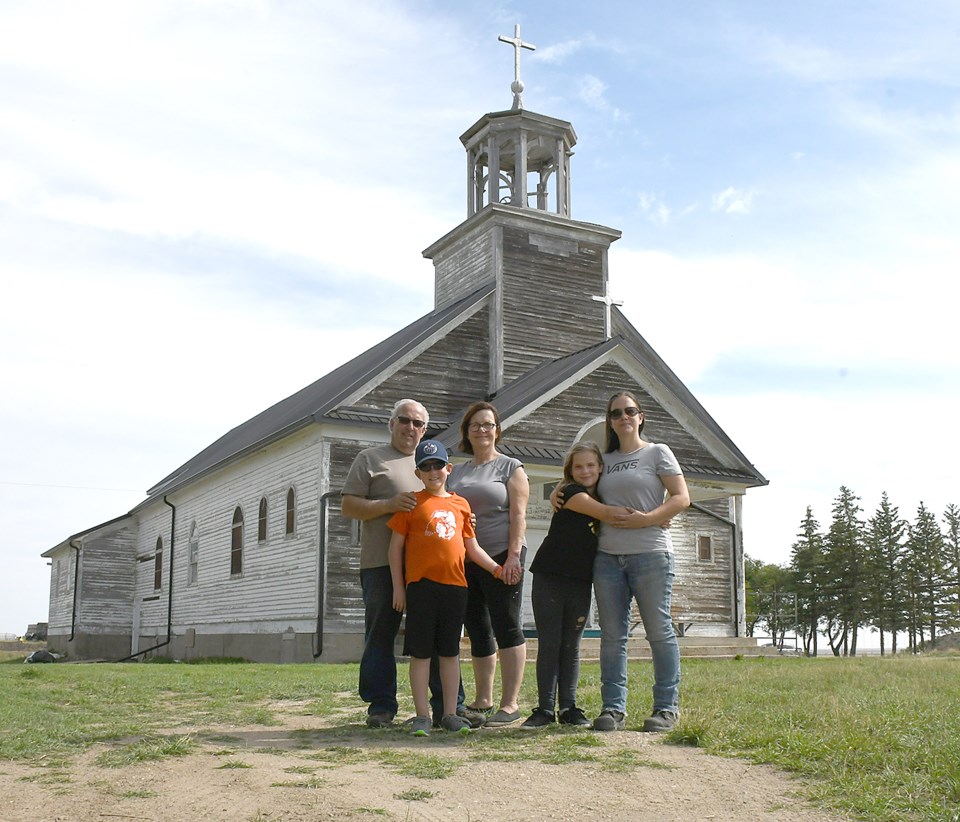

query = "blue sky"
[2,1,959,634]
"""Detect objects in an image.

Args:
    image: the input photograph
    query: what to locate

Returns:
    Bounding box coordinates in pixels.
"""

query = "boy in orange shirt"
[388,439,506,736]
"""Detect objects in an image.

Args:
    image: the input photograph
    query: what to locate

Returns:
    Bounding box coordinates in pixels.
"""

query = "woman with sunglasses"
[447,401,530,727]
[591,390,690,733]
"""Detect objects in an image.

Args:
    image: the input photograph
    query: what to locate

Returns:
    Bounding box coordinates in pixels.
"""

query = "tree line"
[745,486,960,656]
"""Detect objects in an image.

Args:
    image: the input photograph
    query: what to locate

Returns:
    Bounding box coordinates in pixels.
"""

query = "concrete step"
[517,635,780,661]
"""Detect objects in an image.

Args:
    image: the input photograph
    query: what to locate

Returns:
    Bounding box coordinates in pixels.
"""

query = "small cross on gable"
[592,288,624,340]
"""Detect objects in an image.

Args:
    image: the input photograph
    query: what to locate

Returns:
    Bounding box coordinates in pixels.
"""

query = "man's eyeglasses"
[395,415,426,430]
[608,407,641,420]
[468,422,498,433]
[418,460,447,472]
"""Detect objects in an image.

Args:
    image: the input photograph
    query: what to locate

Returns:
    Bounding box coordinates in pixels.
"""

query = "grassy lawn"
[1,654,958,821]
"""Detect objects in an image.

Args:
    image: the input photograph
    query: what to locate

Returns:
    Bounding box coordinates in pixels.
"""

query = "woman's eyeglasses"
[395,415,426,429]
[608,407,641,420]
[468,422,498,433]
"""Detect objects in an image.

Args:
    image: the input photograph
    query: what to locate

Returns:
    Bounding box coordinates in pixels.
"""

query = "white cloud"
[711,186,754,214]
[576,74,609,110]
[637,192,671,225]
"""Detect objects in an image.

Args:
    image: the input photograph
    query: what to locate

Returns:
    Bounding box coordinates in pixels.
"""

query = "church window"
[231,507,244,576]
[697,534,714,563]
[154,536,163,590]
[285,488,296,536]
[188,522,199,586]
[258,497,268,543]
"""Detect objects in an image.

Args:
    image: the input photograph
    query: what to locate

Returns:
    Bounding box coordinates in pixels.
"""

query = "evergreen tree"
[943,504,960,633]
[823,486,867,655]
[905,503,947,649]
[789,506,825,656]
[864,492,906,654]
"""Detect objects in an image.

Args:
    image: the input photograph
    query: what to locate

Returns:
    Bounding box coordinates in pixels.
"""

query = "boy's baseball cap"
[415,439,449,467]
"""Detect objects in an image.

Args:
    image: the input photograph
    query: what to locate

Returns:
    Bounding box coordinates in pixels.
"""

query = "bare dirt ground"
[0,697,850,822]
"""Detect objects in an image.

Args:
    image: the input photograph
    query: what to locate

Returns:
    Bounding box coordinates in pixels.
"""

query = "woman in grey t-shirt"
[447,401,529,727]
[591,390,690,734]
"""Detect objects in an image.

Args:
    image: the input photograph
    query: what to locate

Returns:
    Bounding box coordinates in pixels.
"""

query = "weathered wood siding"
[78,526,137,633]
[434,230,496,308]
[358,307,491,420]
[132,426,325,642]
[670,507,735,634]
[323,439,369,630]
[46,547,77,635]
[500,226,608,381]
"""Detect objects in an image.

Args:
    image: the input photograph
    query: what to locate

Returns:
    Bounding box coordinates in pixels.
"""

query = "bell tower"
[423,26,622,393]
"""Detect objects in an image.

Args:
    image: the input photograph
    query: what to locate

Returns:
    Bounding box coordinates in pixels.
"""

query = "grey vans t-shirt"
[597,444,681,555]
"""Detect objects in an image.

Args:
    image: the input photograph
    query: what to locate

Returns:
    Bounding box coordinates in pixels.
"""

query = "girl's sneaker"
[411,715,432,736]
[558,706,591,727]
[521,707,555,728]
[440,713,472,733]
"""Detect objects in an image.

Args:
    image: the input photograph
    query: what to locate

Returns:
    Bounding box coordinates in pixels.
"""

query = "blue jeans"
[359,567,465,718]
[593,551,680,715]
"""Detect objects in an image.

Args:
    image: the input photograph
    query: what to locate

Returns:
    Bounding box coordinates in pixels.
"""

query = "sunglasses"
[608,406,641,420]
[418,460,447,472]
[395,415,426,430]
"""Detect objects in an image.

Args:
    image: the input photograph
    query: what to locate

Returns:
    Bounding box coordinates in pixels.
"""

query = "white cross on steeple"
[498,24,536,110]
[592,287,624,340]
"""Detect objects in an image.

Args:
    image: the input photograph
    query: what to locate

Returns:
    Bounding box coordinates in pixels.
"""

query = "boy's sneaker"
[411,715,432,736]
[440,713,472,733]
[592,709,626,731]
[366,711,395,728]
[642,710,677,733]
[521,707,555,729]
[558,706,591,727]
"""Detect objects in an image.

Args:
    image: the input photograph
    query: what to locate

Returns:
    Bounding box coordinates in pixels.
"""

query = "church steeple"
[460,24,575,219]
[423,26,622,393]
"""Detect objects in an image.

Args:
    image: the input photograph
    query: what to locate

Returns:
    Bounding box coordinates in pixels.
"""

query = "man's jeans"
[359,566,465,717]
[359,566,402,716]
[593,551,680,715]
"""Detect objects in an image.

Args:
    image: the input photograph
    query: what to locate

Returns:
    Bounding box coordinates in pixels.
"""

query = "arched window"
[258,497,268,543]
[285,488,296,536]
[188,522,199,586]
[231,507,244,576]
[154,536,163,590]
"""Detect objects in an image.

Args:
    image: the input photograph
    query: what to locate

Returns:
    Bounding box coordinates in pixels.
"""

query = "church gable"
[500,360,712,462]
[494,358,749,486]
[351,304,492,422]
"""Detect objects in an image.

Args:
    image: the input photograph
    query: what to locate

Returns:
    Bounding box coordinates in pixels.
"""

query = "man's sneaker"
[411,715,432,736]
[457,705,487,728]
[558,706,591,727]
[642,710,677,733]
[592,709,626,731]
[440,713,472,733]
[366,711,395,728]
[521,707,555,729]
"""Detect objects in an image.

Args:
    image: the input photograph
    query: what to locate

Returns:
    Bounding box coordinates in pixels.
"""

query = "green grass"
[1,656,957,820]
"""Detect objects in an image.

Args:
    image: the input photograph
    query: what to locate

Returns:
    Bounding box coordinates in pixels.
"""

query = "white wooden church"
[43,35,767,662]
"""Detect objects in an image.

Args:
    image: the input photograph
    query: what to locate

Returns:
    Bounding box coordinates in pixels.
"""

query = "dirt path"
[0,704,849,822]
